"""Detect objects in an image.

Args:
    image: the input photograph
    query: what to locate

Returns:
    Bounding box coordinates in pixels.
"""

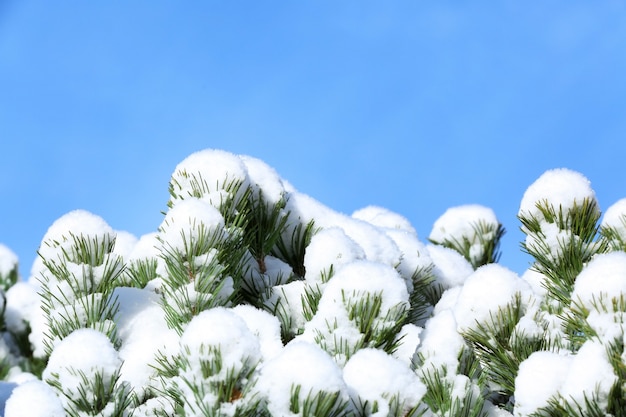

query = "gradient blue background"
[1,1,625,278]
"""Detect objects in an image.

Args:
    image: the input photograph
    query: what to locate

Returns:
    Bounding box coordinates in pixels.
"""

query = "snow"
[416,309,465,372]
[231,304,284,361]
[265,280,308,336]
[3,282,39,335]
[256,341,350,417]
[343,348,426,416]
[426,244,473,289]
[115,286,178,398]
[429,204,499,264]
[283,192,402,267]
[520,268,548,298]
[4,154,626,416]
[452,264,530,332]
[303,227,365,284]
[112,230,138,258]
[352,205,417,235]
[37,209,116,264]
[42,328,122,409]
[301,260,410,362]
[0,244,18,279]
[391,323,422,366]
[384,230,433,292]
[179,307,262,375]
[239,154,286,205]
[601,197,626,240]
[4,380,65,417]
[159,197,226,251]
[571,251,626,313]
[127,232,161,261]
[518,168,597,219]
[560,339,617,410]
[168,148,251,209]
[514,351,572,416]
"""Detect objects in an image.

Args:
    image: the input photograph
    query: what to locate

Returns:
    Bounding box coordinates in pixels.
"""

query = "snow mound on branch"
[429,204,498,244]
[115,287,178,397]
[231,304,284,361]
[303,227,365,284]
[519,168,597,218]
[343,348,426,416]
[4,380,65,417]
[256,341,350,416]
[180,308,262,372]
[352,205,417,235]
[42,329,122,407]
[159,197,226,251]
[37,209,115,263]
[239,154,286,205]
[514,351,572,416]
[453,264,530,332]
[0,244,18,278]
[416,308,465,372]
[4,282,39,335]
[572,251,626,312]
[427,245,473,289]
[385,229,434,292]
[112,230,138,258]
[169,148,250,209]
[560,339,617,410]
[601,197,626,239]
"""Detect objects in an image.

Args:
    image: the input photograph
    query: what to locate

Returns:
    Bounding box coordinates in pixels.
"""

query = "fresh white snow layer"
[519,168,597,219]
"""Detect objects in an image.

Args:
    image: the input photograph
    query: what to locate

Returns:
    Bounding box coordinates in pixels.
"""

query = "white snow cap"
[38,209,115,263]
[0,243,18,278]
[453,264,530,332]
[560,339,617,410]
[601,197,626,241]
[427,245,474,289]
[343,348,426,417]
[302,260,410,359]
[303,227,365,284]
[416,308,465,372]
[519,168,597,218]
[256,341,350,416]
[429,204,499,245]
[42,328,122,408]
[239,154,286,205]
[385,229,433,292]
[169,148,250,208]
[231,304,284,361]
[572,251,626,313]
[179,308,262,374]
[159,197,226,252]
[514,351,572,416]
[115,287,178,397]
[112,230,138,258]
[4,282,40,335]
[4,380,65,417]
[352,205,417,235]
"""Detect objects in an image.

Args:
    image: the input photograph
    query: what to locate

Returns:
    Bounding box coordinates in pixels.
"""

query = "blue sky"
[1,1,625,277]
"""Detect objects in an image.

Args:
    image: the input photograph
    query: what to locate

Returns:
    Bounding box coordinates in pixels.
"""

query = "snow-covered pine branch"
[0,150,625,416]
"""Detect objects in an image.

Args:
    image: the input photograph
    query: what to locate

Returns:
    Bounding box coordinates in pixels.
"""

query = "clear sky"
[1,1,625,278]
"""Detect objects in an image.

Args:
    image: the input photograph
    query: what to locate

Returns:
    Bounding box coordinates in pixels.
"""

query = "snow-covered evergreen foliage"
[1,150,626,416]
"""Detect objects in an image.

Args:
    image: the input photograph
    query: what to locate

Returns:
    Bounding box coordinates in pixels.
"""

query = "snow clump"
[519,168,598,219]
[42,328,123,411]
[429,204,500,265]
[343,348,426,416]
[256,341,351,416]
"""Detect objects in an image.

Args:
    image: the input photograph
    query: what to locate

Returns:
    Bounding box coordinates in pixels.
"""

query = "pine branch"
[271,220,317,279]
